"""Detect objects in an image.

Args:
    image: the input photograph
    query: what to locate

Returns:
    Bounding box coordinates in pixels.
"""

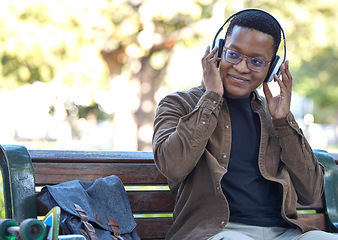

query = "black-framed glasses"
[224,48,270,72]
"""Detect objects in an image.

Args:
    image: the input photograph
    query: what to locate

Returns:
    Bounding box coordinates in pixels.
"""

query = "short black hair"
[225,9,281,58]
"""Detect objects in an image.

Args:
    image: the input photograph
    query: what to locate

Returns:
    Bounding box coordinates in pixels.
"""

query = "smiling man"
[152,9,336,240]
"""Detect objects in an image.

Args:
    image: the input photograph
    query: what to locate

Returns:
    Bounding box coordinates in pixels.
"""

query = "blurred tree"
[97,0,223,150]
[1,0,338,150]
[100,0,222,150]
[275,0,338,124]
[293,47,338,123]
[0,0,109,90]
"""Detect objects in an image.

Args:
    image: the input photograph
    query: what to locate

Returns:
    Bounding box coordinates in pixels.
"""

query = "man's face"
[219,25,275,99]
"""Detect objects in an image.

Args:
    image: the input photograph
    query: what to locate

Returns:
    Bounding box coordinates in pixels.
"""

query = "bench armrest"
[314,149,338,233]
[0,144,37,222]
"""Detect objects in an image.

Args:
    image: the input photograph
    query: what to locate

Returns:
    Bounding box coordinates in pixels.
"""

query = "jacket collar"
[199,83,264,105]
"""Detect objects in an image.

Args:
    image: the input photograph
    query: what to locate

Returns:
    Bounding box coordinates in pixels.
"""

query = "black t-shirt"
[221,97,286,227]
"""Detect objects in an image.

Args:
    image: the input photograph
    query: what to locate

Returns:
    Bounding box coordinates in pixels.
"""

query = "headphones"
[212,8,286,83]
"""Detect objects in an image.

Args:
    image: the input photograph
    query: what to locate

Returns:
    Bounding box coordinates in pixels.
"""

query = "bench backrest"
[1,145,338,239]
[31,150,174,240]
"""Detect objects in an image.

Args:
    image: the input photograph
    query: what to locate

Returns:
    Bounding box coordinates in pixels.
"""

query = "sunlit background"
[1,0,338,151]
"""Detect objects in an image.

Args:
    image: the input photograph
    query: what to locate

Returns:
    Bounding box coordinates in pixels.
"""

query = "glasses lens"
[225,49,266,72]
[225,49,242,64]
[248,57,265,72]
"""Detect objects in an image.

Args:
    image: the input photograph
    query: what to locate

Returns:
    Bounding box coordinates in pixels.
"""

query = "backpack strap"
[107,217,125,240]
[74,203,98,240]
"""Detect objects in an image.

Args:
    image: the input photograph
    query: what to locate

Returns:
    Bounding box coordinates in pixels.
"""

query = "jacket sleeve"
[273,112,325,205]
[152,90,222,183]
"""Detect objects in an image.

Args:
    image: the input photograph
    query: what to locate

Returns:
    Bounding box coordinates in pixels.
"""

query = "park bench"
[1,144,338,239]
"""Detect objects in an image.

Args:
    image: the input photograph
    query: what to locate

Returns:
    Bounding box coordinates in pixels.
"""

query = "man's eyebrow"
[226,44,268,60]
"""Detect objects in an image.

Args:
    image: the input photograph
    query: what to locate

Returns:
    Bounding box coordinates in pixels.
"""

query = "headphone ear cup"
[216,39,225,58]
[265,55,283,82]
[215,39,225,68]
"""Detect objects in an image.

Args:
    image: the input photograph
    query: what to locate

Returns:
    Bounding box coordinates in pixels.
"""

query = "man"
[152,9,336,240]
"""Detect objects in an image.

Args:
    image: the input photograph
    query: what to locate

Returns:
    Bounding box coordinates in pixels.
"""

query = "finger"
[202,46,218,63]
[277,64,288,84]
[280,61,292,90]
[204,46,210,55]
[281,61,291,80]
[263,82,273,102]
[209,57,221,63]
[274,72,292,104]
[202,46,212,67]
[284,60,292,83]
[273,72,283,85]
[273,73,289,95]
[207,46,219,59]
[202,46,210,61]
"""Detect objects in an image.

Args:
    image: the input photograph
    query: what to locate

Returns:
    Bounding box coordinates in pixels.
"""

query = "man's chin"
[224,89,251,99]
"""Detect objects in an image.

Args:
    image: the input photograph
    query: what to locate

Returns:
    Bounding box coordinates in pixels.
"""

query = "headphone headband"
[212,8,286,64]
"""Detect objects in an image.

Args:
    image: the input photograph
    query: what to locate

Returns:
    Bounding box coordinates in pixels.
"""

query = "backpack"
[37,175,140,240]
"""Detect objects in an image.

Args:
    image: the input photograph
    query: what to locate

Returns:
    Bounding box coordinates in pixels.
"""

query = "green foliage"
[247,0,338,123]
[0,0,109,91]
[76,104,113,122]
[294,47,338,123]
[1,0,338,125]
[1,51,54,86]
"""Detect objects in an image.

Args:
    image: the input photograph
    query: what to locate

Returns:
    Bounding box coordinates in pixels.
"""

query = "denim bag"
[37,175,140,240]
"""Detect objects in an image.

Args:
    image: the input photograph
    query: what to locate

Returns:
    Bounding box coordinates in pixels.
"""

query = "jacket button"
[222,155,226,159]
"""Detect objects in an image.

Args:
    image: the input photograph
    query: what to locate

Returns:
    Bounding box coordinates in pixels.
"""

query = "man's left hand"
[263,60,292,119]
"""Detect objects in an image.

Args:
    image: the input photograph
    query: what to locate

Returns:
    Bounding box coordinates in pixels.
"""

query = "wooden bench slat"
[29,150,155,163]
[32,163,167,185]
[135,217,172,240]
[128,191,174,213]
[36,191,175,215]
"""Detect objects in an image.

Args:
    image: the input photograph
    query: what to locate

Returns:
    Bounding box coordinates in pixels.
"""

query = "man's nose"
[233,57,250,73]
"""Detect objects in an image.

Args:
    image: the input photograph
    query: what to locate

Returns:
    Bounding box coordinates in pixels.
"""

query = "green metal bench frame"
[314,149,338,232]
[0,145,37,222]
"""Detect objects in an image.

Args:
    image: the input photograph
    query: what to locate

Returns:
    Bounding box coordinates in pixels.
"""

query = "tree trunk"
[134,39,175,151]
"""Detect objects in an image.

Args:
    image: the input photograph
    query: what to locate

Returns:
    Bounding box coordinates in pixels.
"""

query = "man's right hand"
[201,46,223,96]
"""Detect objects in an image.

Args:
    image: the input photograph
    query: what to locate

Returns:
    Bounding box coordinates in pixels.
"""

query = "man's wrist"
[273,112,298,137]
[273,117,288,127]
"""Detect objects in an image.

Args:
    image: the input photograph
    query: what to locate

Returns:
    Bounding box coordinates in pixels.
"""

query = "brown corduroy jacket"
[152,84,324,240]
